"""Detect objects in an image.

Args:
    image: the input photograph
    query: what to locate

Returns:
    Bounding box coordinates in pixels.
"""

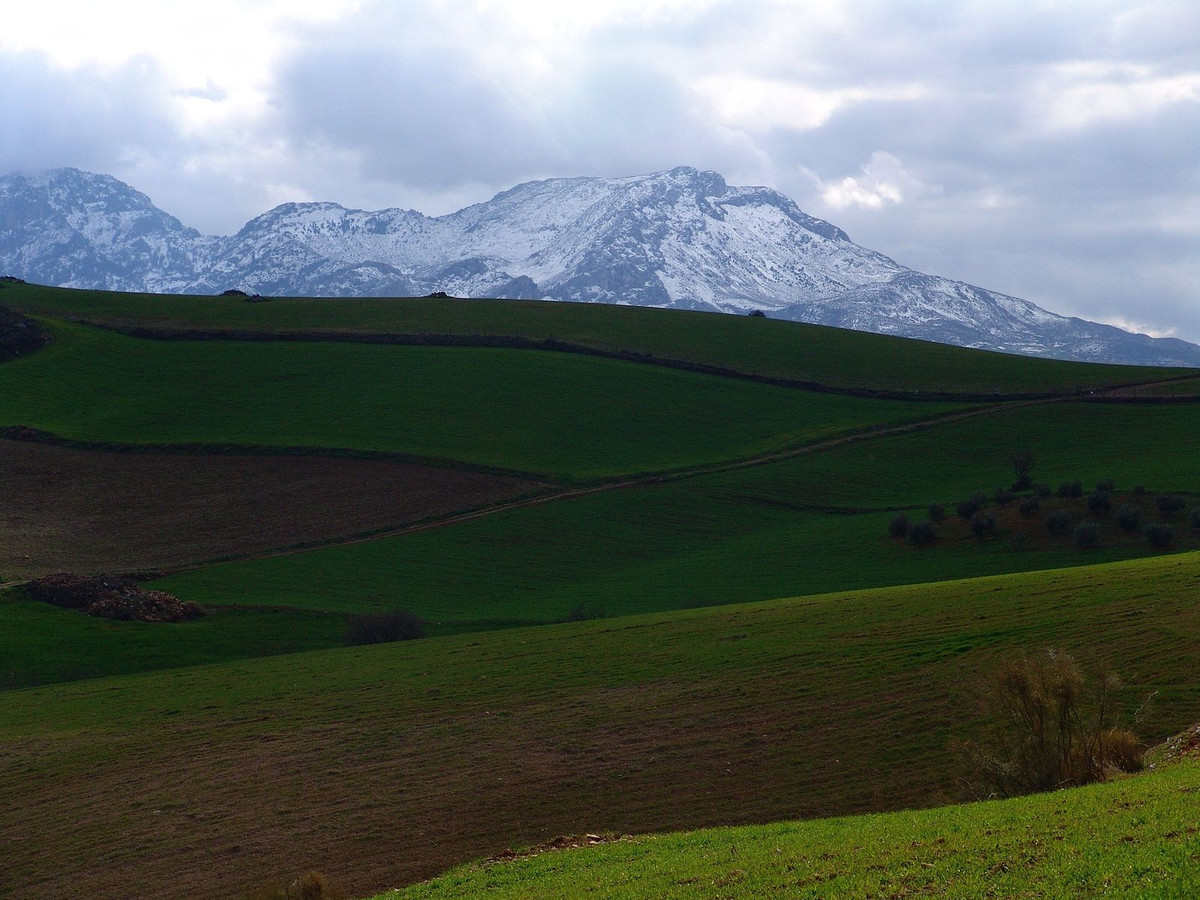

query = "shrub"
[994,488,1013,507]
[1190,507,1200,529]
[1156,494,1186,515]
[1012,474,1033,492]
[908,520,937,546]
[1086,491,1112,513]
[1116,505,1141,532]
[1132,485,1146,497]
[1019,497,1040,517]
[971,510,996,538]
[1073,521,1101,549]
[1062,480,1083,498]
[927,502,945,523]
[957,492,987,520]
[1033,482,1052,498]
[564,602,608,622]
[1045,509,1072,535]
[888,513,910,538]
[1012,451,1034,481]
[343,609,425,646]
[1145,522,1174,549]
[1095,478,1115,493]
[960,649,1142,799]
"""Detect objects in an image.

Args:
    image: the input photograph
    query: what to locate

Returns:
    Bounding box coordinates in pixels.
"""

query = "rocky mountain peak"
[0,166,1196,366]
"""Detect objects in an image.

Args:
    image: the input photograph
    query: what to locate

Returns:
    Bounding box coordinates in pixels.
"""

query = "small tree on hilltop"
[1156,494,1186,516]
[1012,451,1035,491]
[1074,521,1101,549]
[957,492,987,520]
[908,520,938,546]
[1046,509,1072,536]
[1116,505,1141,533]
[1146,522,1174,549]
[971,510,996,538]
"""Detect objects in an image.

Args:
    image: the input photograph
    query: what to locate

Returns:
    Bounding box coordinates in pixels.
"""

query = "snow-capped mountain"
[2,166,1197,366]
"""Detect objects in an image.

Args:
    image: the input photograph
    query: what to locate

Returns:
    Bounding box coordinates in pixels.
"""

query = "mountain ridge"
[1,165,1196,366]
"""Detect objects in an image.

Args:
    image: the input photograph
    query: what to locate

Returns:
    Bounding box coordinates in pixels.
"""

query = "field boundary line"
[65,317,1200,402]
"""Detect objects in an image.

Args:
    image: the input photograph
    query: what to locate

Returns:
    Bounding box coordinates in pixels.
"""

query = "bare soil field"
[0,440,543,578]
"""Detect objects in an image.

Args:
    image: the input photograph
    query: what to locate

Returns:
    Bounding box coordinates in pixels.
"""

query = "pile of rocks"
[28,573,207,622]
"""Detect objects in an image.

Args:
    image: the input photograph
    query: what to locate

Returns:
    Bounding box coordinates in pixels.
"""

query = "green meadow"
[379,758,1200,900]
[3,285,1200,899]
[5,553,1200,898]
[0,319,966,480]
[3,280,1193,395]
[149,397,1200,628]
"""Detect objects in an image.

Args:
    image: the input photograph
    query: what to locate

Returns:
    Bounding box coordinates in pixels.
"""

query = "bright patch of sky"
[2,0,1198,341]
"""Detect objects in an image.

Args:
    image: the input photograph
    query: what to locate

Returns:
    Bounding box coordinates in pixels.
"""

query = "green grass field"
[0,319,966,480]
[149,397,1200,629]
[377,758,1200,899]
[5,287,1200,899]
[5,553,1200,899]
[3,280,1191,395]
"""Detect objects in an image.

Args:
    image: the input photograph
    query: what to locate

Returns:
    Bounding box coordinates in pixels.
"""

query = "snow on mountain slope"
[0,169,216,293]
[1,166,1196,366]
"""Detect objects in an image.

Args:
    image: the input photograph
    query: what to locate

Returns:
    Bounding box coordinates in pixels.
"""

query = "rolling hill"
[2,283,1200,899]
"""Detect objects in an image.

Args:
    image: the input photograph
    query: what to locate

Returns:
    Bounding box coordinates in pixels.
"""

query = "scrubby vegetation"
[960,649,1143,798]
[4,283,1200,899]
[343,609,425,645]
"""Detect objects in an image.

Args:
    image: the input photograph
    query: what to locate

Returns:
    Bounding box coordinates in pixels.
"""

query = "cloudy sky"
[2,1,1197,340]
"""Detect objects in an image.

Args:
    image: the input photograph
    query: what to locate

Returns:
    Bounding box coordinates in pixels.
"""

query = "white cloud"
[1031,62,1200,133]
[1095,315,1178,339]
[820,152,931,210]
[1,0,1198,341]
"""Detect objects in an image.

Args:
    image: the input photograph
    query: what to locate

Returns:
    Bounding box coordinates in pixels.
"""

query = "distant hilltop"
[2,166,1198,366]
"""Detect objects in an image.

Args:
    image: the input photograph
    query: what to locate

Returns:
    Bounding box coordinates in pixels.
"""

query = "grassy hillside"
[0,320,965,480]
[4,553,1200,899]
[151,397,1200,625]
[3,281,1193,395]
[5,285,1200,899]
[379,759,1200,899]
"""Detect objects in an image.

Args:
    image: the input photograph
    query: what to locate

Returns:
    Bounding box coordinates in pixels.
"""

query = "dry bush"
[960,649,1144,799]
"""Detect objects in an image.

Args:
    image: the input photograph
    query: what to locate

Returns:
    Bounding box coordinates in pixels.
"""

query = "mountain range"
[1,165,1196,366]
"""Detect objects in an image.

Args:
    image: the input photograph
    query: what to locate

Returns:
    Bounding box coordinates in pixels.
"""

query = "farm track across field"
[147,387,1123,574]
[7,369,1189,581]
